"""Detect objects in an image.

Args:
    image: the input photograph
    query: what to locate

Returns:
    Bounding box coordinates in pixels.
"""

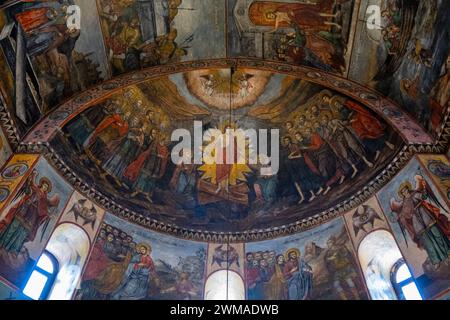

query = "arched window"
[45,223,91,300]
[23,251,58,300]
[204,270,245,300]
[358,230,406,300]
[391,259,422,300]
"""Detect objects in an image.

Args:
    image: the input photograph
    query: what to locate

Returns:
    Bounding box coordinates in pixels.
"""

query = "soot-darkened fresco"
[1,1,448,138]
[50,68,403,233]
[349,0,450,137]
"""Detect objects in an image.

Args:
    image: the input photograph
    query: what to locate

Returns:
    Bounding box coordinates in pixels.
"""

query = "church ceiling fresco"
[0,1,448,240]
[46,67,405,233]
[0,0,447,141]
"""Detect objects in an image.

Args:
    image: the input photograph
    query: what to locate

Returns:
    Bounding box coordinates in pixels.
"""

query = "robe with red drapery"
[0,182,59,253]
[216,137,238,184]
[123,146,153,182]
[87,114,129,146]
[133,254,155,272]
[249,1,334,29]
[344,100,386,140]
[280,2,333,30]
[82,239,113,281]
[420,200,450,238]
[288,143,320,176]
[15,8,52,34]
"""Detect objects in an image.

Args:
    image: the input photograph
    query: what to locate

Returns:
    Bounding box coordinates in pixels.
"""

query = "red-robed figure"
[0,170,60,255]
[344,100,386,140]
[249,0,337,31]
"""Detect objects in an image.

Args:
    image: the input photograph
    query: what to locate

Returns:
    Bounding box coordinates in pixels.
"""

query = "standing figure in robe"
[103,117,145,182]
[327,117,373,178]
[390,176,450,266]
[324,236,361,300]
[327,97,395,161]
[283,248,313,300]
[112,243,157,300]
[123,129,169,203]
[265,254,287,300]
[86,105,129,165]
[0,170,59,255]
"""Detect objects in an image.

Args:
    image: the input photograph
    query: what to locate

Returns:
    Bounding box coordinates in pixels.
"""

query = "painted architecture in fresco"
[77,213,207,300]
[49,69,402,232]
[245,218,368,300]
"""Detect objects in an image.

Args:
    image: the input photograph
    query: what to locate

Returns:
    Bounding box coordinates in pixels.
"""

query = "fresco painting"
[228,0,357,75]
[245,218,368,300]
[77,213,207,300]
[0,157,72,288]
[349,0,450,136]
[0,154,39,212]
[343,196,389,247]
[58,191,106,242]
[377,157,450,299]
[207,243,245,279]
[0,280,27,300]
[0,128,12,171]
[50,69,402,233]
[417,154,450,205]
[96,0,226,76]
[1,0,108,134]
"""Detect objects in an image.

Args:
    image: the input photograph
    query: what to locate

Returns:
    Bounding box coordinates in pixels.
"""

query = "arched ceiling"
[0,0,449,240]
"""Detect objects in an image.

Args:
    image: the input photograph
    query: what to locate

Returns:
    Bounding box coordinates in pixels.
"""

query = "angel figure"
[238,74,254,99]
[200,74,216,97]
[0,170,60,255]
[390,175,450,266]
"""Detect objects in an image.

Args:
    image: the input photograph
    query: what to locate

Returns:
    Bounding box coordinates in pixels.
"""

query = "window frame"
[390,259,420,300]
[23,250,59,300]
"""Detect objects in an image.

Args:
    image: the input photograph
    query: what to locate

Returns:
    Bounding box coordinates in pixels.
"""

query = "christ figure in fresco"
[112,243,157,300]
[0,170,60,255]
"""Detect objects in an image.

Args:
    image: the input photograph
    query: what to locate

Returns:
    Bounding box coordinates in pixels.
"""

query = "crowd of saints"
[58,87,396,227]
[280,92,395,204]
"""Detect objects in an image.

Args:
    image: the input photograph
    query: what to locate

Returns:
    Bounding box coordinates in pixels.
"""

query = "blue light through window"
[22,251,58,300]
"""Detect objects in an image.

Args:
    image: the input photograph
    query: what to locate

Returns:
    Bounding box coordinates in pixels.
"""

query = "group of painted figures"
[69,96,171,204]
[257,0,350,73]
[246,235,362,300]
[79,223,199,300]
[280,93,394,204]
[64,89,395,211]
[10,0,102,111]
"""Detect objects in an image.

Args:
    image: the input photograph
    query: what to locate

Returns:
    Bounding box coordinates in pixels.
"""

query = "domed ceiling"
[0,0,448,239]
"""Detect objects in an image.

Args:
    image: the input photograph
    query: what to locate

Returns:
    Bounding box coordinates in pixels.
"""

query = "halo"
[285,248,301,260]
[39,177,53,193]
[137,243,151,253]
[398,181,412,198]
